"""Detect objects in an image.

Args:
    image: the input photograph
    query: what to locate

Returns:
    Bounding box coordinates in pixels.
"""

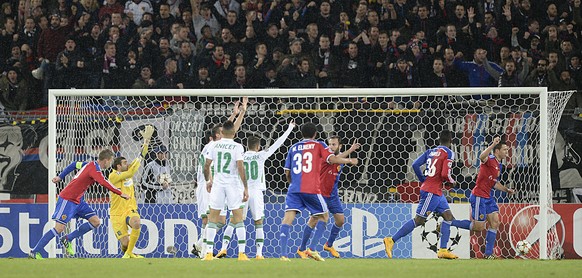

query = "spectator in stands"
[196,25,217,56]
[18,17,40,56]
[332,36,371,88]
[192,64,214,89]
[257,64,283,88]
[524,58,554,87]
[156,57,184,89]
[1,18,18,72]
[568,55,582,89]
[248,42,270,80]
[228,64,249,88]
[54,38,85,89]
[176,40,197,80]
[124,0,153,26]
[423,57,448,88]
[155,3,175,39]
[132,65,155,89]
[285,57,316,88]
[311,34,332,88]
[388,57,420,89]
[550,69,577,92]
[496,60,529,87]
[0,67,30,111]
[437,24,468,58]
[454,48,503,88]
[36,13,74,103]
[99,0,124,21]
[192,2,220,40]
[220,27,240,57]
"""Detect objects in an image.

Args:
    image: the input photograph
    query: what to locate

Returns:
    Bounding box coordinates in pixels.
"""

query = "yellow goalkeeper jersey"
[109,158,141,216]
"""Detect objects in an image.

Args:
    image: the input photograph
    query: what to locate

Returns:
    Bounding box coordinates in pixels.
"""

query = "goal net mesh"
[52,90,572,259]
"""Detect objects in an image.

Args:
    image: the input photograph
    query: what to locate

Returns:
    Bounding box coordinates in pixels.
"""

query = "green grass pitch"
[0,258,579,278]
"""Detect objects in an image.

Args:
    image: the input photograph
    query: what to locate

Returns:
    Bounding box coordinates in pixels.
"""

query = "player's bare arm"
[233,97,248,132]
[237,160,249,202]
[285,169,291,184]
[335,139,361,159]
[203,158,213,192]
[494,182,515,195]
[228,100,241,122]
[329,155,358,165]
[480,137,501,163]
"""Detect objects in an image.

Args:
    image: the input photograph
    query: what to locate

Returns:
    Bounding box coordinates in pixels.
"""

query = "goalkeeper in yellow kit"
[108,125,154,258]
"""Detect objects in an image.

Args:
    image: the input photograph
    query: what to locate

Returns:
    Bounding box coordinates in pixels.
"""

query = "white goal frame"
[48,87,552,259]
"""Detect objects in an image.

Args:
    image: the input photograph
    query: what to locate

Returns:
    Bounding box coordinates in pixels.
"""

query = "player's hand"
[289,119,296,128]
[52,176,62,183]
[444,181,456,188]
[349,139,361,152]
[507,188,515,195]
[349,158,358,165]
[232,100,241,115]
[242,188,249,202]
[120,193,130,200]
[242,96,249,110]
[206,180,213,193]
[162,182,170,189]
[492,137,501,145]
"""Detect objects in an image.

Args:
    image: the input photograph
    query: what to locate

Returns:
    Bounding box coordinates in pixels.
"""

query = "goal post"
[47,87,572,259]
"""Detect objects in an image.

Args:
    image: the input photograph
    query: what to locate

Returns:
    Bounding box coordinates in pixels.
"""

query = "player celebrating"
[29,149,129,259]
[451,137,514,259]
[193,98,247,257]
[319,136,360,258]
[108,125,154,258]
[202,120,249,261]
[218,120,295,260]
[279,123,358,261]
[383,130,459,259]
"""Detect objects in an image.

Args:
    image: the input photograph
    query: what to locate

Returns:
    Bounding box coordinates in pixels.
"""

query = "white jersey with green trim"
[243,124,294,191]
[208,138,245,187]
[197,140,216,185]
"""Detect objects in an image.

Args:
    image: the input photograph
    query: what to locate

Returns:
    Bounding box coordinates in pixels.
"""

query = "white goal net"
[47,88,572,259]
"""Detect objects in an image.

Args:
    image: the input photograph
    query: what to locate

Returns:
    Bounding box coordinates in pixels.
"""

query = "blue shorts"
[416,190,450,218]
[470,194,499,222]
[285,192,328,216]
[324,195,344,215]
[52,197,97,224]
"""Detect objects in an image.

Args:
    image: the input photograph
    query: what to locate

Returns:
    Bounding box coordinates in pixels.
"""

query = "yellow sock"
[126,228,140,255]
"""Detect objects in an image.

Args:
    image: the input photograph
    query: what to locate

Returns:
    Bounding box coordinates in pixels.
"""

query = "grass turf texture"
[1,258,579,278]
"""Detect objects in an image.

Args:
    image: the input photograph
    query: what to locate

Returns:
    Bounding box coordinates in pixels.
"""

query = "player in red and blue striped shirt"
[451,137,515,259]
[29,149,129,259]
[279,123,357,261]
[383,130,460,259]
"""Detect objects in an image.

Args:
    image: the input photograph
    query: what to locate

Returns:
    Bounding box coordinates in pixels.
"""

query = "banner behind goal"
[48,88,572,259]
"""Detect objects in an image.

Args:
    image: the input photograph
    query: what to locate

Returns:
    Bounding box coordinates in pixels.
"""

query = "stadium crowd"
[0,0,581,112]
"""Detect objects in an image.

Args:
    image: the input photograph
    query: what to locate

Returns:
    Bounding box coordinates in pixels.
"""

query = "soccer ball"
[516,240,532,255]
[159,173,172,184]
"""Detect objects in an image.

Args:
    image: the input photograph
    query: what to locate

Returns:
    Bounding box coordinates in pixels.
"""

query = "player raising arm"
[383,130,459,259]
[279,123,357,261]
[202,120,249,261]
[451,137,514,259]
[29,149,129,259]
[107,125,154,258]
[193,97,248,257]
[220,120,296,260]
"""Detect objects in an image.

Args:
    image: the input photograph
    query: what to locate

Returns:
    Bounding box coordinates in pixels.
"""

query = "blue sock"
[485,228,497,256]
[326,224,341,246]
[279,224,291,258]
[309,221,327,251]
[393,219,417,242]
[66,222,95,241]
[299,225,313,251]
[439,220,452,249]
[452,219,472,230]
[32,228,60,253]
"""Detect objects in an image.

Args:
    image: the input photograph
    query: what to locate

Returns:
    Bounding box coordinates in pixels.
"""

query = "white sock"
[256,224,264,257]
[205,222,218,255]
[235,222,246,254]
[221,222,235,251]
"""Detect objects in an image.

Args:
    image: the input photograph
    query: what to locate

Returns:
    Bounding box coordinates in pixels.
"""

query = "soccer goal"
[47,87,573,259]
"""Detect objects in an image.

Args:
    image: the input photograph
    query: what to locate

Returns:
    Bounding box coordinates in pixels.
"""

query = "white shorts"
[209,185,244,211]
[243,188,265,221]
[196,183,210,218]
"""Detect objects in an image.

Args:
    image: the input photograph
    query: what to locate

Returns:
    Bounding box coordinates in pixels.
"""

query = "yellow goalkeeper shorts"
[111,210,140,240]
